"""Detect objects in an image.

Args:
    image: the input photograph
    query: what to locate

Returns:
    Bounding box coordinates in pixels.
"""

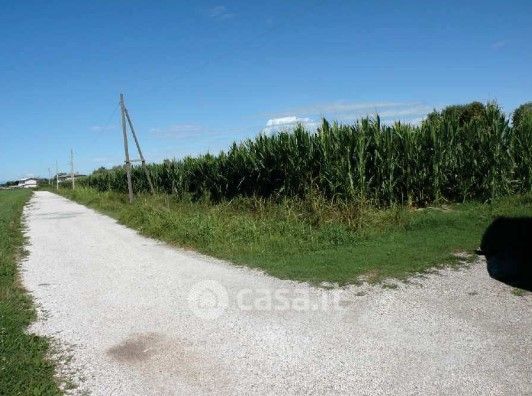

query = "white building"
[17,178,38,188]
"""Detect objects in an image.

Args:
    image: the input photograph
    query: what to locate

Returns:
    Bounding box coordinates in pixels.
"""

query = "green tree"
[424,101,487,126]
[512,102,532,128]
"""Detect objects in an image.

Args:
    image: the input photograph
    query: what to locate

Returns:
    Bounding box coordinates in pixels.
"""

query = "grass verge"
[0,189,60,395]
[56,187,532,285]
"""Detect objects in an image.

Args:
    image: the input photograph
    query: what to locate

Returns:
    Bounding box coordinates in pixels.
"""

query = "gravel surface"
[22,191,531,395]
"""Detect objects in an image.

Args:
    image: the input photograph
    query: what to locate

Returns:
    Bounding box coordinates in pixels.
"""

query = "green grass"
[57,187,532,285]
[0,189,61,395]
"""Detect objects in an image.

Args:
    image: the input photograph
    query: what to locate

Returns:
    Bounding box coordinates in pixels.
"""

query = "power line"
[102,102,120,129]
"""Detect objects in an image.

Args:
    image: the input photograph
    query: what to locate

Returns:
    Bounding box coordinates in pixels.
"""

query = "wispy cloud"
[371,104,432,119]
[281,101,411,116]
[265,101,432,126]
[90,125,116,133]
[491,40,507,50]
[150,124,206,139]
[207,5,235,20]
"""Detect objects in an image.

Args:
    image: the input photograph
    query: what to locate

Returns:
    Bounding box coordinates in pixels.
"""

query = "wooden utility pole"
[48,167,51,185]
[119,93,155,202]
[120,93,134,203]
[123,106,155,194]
[70,149,75,189]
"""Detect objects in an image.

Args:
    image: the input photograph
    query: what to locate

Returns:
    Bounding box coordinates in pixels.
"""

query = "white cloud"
[263,116,318,134]
[267,101,433,126]
[265,116,312,127]
[208,5,234,20]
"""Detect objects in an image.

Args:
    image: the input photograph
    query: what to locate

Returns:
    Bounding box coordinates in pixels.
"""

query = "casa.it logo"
[187,280,229,320]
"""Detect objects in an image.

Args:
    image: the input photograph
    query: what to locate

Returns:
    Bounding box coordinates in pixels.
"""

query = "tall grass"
[81,102,531,206]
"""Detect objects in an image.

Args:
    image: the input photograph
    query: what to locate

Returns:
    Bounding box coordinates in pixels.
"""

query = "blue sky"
[1,0,530,181]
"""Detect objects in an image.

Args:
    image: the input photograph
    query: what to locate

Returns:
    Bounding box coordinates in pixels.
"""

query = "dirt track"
[22,191,531,395]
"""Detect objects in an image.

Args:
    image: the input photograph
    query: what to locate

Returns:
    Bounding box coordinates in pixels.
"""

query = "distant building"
[17,178,38,188]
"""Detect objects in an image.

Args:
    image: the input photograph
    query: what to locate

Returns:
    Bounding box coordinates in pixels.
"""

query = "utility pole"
[123,105,155,194]
[55,160,59,190]
[70,148,75,189]
[48,168,51,185]
[119,93,155,202]
[120,93,134,203]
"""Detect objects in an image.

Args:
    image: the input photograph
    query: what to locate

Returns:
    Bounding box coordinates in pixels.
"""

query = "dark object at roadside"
[480,217,532,290]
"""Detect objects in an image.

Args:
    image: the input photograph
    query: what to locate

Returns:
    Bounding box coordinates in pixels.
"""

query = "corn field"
[81,102,532,206]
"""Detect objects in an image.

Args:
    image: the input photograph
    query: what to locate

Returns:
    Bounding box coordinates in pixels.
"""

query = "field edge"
[0,190,63,395]
[49,187,532,286]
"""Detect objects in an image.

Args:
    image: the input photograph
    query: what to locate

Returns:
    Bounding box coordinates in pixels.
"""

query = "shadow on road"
[480,217,532,291]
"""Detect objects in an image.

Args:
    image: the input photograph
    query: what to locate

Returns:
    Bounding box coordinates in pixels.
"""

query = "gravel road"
[22,191,531,395]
